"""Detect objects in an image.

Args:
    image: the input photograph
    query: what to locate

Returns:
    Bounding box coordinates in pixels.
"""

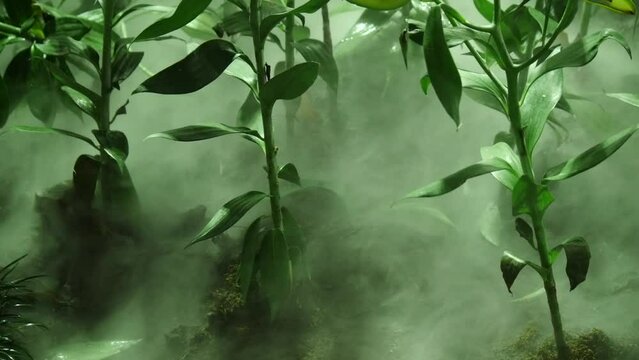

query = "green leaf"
[282,207,308,282]
[134,0,214,42]
[47,340,141,360]
[73,154,101,204]
[60,86,99,120]
[423,6,462,127]
[27,57,59,126]
[515,218,536,249]
[260,0,329,43]
[480,142,523,190]
[134,39,238,95]
[543,125,639,182]
[278,163,301,186]
[420,75,431,95]
[404,158,511,198]
[0,74,9,128]
[346,0,409,10]
[2,0,32,25]
[3,49,30,114]
[35,35,101,72]
[550,237,591,291]
[460,70,506,112]
[294,39,339,92]
[239,216,268,300]
[189,191,269,246]
[530,29,631,86]
[586,0,636,14]
[261,62,319,108]
[521,69,563,156]
[11,125,99,149]
[112,43,144,89]
[224,56,257,95]
[512,176,554,217]
[257,229,291,319]
[146,124,263,145]
[473,0,494,21]
[104,147,127,173]
[500,252,526,294]
[237,92,262,130]
[606,93,639,107]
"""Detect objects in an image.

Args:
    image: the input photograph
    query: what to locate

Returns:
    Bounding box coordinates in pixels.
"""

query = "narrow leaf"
[424,6,462,127]
[606,93,639,107]
[257,229,291,319]
[146,123,262,144]
[239,216,268,300]
[346,0,408,10]
[11,125,98,149]
[521,69,563,155]
[134,0,214,42]
[543,125,639,182]
[404,158,511,198]
[189,191,269,246]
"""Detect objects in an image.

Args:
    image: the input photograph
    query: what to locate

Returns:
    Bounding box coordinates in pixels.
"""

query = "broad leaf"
[134,39,238,95]
[423,6,462,127]
[260,0,330,43]
[543,125,639,182]
[134,0,214,42]
[257,229,291,318]
[73,154,101,204]
[189,191,269,246]
[239,216,268,300]
[512,176,554,217]
[261,62,319,107]
[500,252,526,294]
[278,163,301,186]
[550,237,591,291]
[60,86,99,120]
[404,158,511,198]
[294,39,339,91]
[521,69,563,155]
[586,0,636,14]
[480,142,523,190]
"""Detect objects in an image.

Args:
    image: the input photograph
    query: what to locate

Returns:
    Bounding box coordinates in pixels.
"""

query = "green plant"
[363,0,638,359]
[0,255,41,360]
[138,0,330,318]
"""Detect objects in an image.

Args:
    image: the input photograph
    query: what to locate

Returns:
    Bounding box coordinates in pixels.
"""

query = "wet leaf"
[521,69,563,156]
[278,163,301,186]
[543,125,639,182]
[261,62,319,108]
[60,86,98,120]
[135,0,214,41]
[423,6,462,127]
[134,39,238,95]
[189,191,269,246]
[404,158,511,198]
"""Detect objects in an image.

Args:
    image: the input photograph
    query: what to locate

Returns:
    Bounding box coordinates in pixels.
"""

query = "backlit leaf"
[134,0,214,41]
[146,123,262,145]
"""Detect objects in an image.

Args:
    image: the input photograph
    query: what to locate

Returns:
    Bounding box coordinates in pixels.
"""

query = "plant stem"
[321,5,332,50]
[100,0,114,134]
[579,3,593,38]
[0,21,23,37]
[505,63,571,360]
[250,0,284,232]
[321,4,340,139]
[284,0,296,146]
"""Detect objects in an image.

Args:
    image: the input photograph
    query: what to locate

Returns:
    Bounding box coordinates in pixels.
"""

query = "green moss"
[498,326,639,360]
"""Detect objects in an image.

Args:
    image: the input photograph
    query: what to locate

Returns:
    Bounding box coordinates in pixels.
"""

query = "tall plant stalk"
[579,3,594,38]
[284,0,296,146]
[250,0,284,231]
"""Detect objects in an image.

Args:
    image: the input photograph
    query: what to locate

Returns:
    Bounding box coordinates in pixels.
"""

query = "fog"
[0,1,638,359]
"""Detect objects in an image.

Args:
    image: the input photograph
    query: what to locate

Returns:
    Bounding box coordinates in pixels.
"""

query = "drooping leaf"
[515,218,536,249]
[521,69,563,155]
[404,158,512,199]
[501,252,527,294]
[189,191,269,246]
[47,63,101,122]
[543,125,639,182]
[35,35,101,72]
[12,125,99,149]
[423,6,462,127]
[224,56,257,95]
[112,43,144,89]
[73,154,101,204]
[261,62,319,107]
[134,39,238,95]
[480,142,523,190]
[146,124,262,145]
[60,86,99,120]
[460,70,506,112]
[27,57,59,126]
[512,176,554,217]
[530,29,631,86]
[239,216,268,300]
[278,163,301,186]
[134,0,214,42]
[257,229,291,318]
[550,237,591,291]
[3,49,30,113]
[346,0,408,10]
[294,39,339,91]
